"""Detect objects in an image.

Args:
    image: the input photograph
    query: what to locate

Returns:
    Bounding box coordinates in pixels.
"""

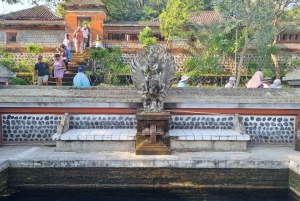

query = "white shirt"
[81,28,89,38]
[263,83,269,88]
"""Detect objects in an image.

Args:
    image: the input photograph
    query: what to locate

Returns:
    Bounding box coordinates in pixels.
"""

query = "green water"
[0,189,298,201]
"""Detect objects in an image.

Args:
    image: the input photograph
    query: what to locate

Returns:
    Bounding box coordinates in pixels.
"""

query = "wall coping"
[1,86,300,109]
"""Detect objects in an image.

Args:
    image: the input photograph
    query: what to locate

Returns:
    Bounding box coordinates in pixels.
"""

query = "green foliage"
[159,0,191,45]
[282,4,300,21]
[56,4,66,18]
[26,44,44,55]
[8,77,29,85]
[138,27,157,46]
[291,59,300,68]
[0,48,33,73]
[90,47,130,85]
[183,56,222,83]
[246,61,259,76]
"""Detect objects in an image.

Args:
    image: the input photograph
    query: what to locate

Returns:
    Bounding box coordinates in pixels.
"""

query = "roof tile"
[0,5,63,20]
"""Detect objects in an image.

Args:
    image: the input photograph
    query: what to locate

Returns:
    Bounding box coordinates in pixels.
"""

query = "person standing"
[82,23,90,49]
[177,75,189,87]
[62,33,74,52]
[73,66,90,87]
[52,54,66,86]
[34,55,52,85]
[60,44,71,73]
[225,77,236,88]
[73,26,84,53]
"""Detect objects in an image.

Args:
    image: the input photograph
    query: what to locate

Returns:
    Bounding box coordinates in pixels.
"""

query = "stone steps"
[135,140,171,155]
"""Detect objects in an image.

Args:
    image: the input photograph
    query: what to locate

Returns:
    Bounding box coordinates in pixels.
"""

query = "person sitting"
[225,77,236,88]
[270,79,282,88]
[177,75,189,87]
[73,66,90,87]
[195,79,203,87]
[262,77,273,88]
[245,71,264,88]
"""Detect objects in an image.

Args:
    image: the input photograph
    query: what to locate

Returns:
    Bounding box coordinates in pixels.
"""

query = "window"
[6,32,18,45]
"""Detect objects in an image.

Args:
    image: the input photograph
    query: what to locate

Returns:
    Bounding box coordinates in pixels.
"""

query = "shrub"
[8,77,29,85]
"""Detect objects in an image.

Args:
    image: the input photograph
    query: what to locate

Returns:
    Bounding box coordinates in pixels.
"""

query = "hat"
[66,33,69,37]
[263,77,273,83]
[229,77,236,81]
[273,79,281,86]
[60,44,66,48]
[78,66,85,72]
[180,75,189,82]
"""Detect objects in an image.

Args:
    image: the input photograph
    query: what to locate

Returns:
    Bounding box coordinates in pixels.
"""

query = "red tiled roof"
[152,11,221,25]
[189,11,221,25]
[64,0,105,5]
[0,5,63,20]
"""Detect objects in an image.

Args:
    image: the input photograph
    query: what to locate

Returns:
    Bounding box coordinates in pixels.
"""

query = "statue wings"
[130,45,176,89]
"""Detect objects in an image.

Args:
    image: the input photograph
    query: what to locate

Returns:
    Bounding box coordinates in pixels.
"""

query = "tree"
[159,0,202,49]
[268,0,299,78]
[138,27,157,46]
[212,0,275,87]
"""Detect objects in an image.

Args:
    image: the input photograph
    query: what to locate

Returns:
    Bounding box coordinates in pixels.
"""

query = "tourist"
[60,44,71,73]
[96,34,104,49]
[62,33,74,52]
[262,77,273,88]
[177,75,189,87]
[52,54,66,86]
[225,77,236,88]
[73,26,84,53]
[82,23,90,49]
[270,79,282,88]
[34,55,52,85]
[195,79,203,87]
[73,66,90,87]
[245,71,264,88]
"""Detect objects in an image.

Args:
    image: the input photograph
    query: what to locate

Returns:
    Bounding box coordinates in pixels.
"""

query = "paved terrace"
[0,145,299,171]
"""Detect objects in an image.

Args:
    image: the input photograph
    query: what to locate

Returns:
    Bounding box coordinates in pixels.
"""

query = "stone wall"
[119,53,300,73]
[4,53,56,63]
[1,114,295,144]
[8,167,289,189]
[0,30,64,47]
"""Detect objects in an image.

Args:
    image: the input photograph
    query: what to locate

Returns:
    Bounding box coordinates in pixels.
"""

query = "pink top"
[53,59,64,78]
[73,30,84,43]
[246,71,263,88]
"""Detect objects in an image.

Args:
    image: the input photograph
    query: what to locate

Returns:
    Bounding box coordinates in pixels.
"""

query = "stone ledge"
[169,129,250,141]
[60,129,136,140]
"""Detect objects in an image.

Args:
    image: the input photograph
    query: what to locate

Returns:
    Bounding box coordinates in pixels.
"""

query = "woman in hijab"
[245,71,264,88]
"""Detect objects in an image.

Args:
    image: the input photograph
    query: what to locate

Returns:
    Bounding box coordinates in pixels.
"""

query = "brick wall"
[8,167,288,189]
[65,11,106,43]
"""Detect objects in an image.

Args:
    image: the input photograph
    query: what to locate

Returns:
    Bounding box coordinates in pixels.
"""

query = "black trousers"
[63,60,69,71]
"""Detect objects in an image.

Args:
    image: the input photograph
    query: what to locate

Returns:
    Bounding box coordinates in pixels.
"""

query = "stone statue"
[130,45,176,112]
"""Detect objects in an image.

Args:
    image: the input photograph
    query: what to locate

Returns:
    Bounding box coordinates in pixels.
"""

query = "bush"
[26,44,44,55]
[8,77,29,85]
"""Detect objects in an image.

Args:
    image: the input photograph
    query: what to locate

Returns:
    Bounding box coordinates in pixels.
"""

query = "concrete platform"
[170,129,249,152]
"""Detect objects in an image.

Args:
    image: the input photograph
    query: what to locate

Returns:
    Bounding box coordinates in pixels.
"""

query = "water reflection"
[0,188,298,201]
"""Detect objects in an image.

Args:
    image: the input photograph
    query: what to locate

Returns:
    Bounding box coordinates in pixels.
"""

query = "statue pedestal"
[135,111,171,155]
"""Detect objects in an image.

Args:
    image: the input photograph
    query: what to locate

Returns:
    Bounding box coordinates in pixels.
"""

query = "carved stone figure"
[130,45,176,112]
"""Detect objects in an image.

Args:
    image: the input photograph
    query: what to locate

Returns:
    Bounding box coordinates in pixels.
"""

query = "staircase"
[135,139,171,155]
[48,50,91,86]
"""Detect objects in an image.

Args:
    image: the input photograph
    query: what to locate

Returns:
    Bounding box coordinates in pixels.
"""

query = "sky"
[0,1,49,14]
